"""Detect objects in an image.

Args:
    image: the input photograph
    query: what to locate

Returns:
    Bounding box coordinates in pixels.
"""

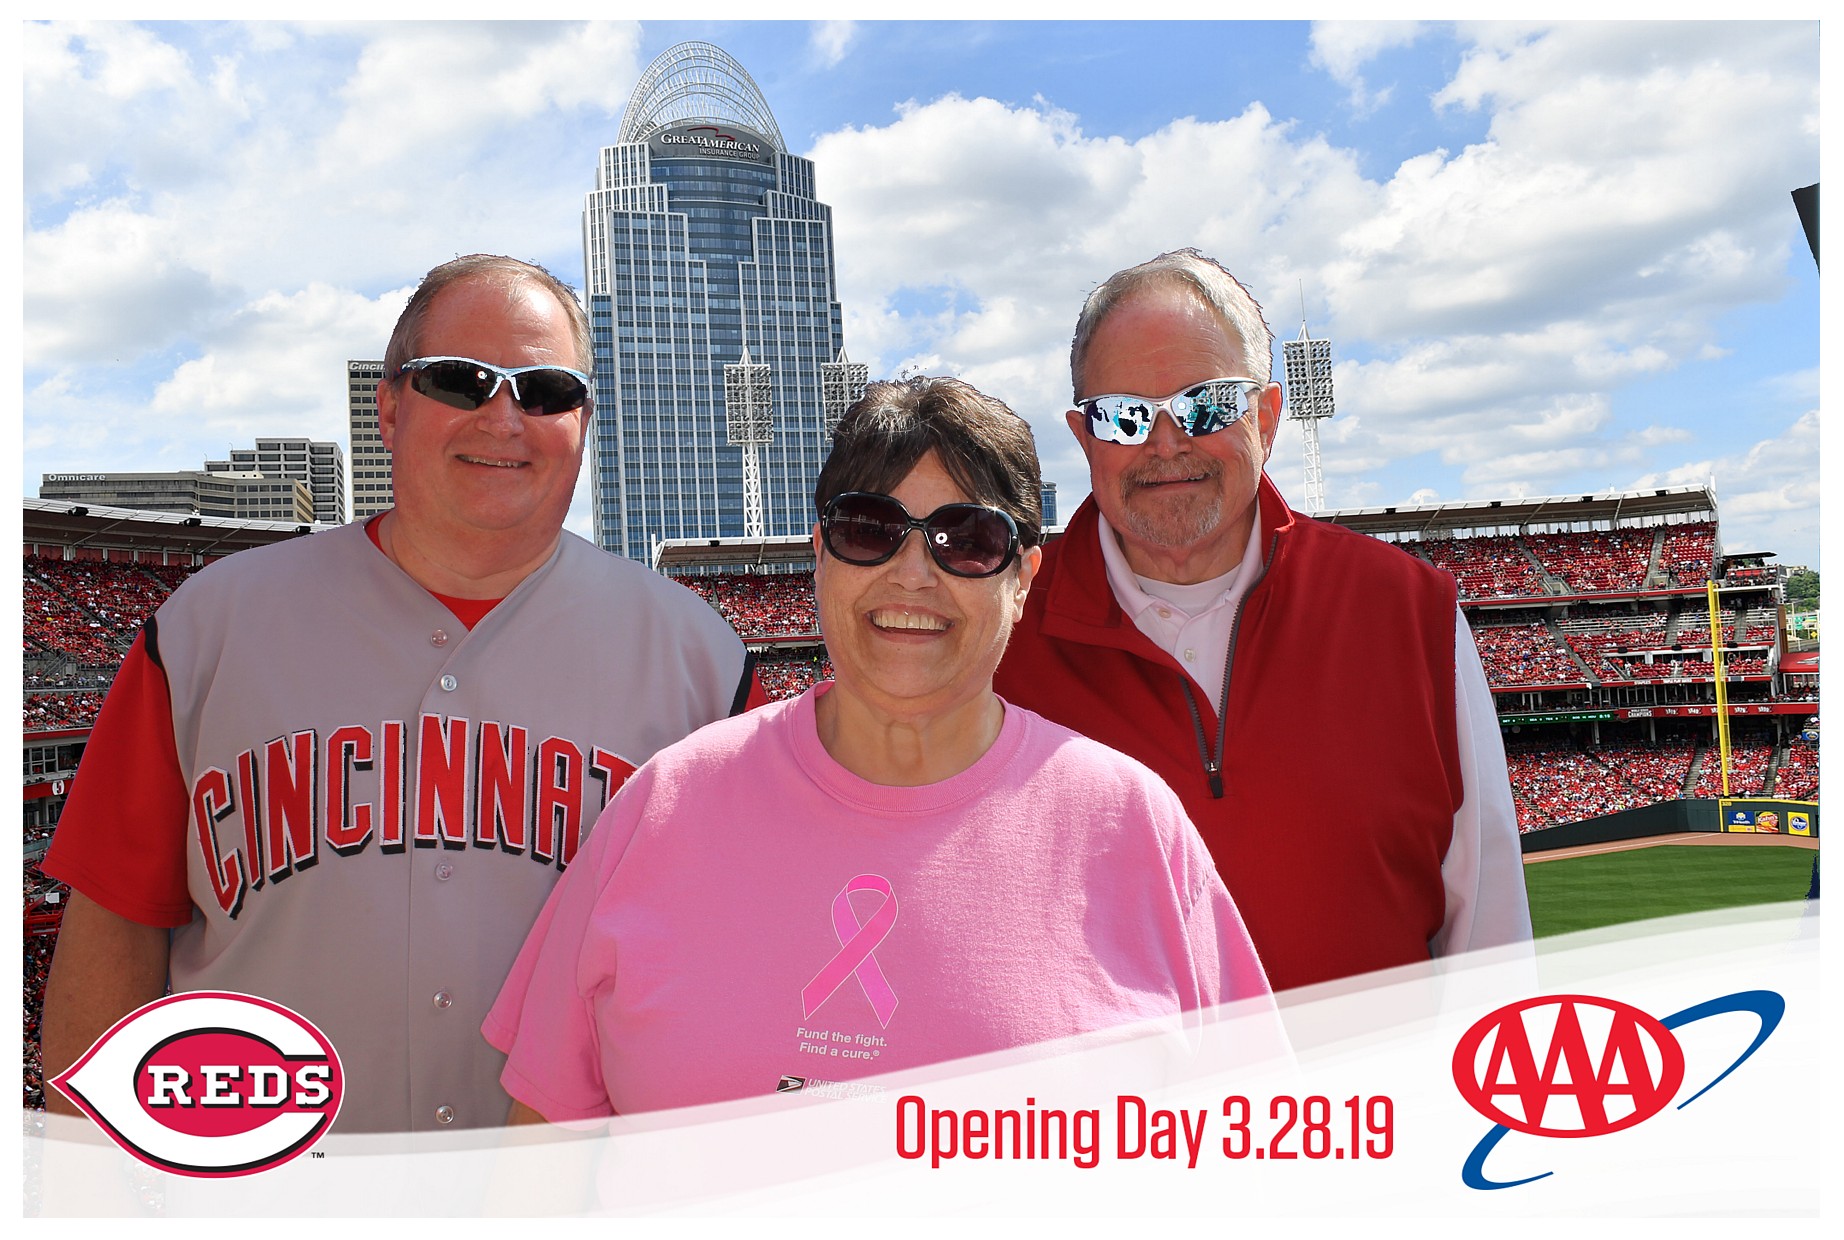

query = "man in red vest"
[994,249,1530,993]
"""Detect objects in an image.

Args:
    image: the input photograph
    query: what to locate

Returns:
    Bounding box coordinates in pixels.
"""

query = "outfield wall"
[1521,798,1821,852]
[1520,801,1714,853]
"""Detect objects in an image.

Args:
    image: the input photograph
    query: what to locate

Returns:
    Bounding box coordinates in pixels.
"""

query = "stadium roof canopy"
[653,533,815,574]
[1315,484,1717,539]
[24,498,325,558]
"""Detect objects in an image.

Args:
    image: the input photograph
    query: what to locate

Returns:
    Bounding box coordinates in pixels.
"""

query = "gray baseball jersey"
[44,522,752,1132]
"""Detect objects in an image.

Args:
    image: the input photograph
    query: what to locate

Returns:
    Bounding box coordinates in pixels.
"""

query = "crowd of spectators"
[1525,529,1654,594]
[1471,623,1587,687]
[23,554,194,664]
[1500,725,1819,832]
[1691,734,1775,798]
[23,582,125,665]
[1557,613,1669,679]
[1660,524,1717,586]
[25,931,54,1111]
[1504,743,1656,831]
[1776,735,1819,801]
[1674,606,1737,646]
[30,556,175,628]
[1419,535,1546,600]
[680,571,819,638]
[23,692,106,733]
[24,669,113,691]
[1594,737,1698,800]
[754,650,834,700]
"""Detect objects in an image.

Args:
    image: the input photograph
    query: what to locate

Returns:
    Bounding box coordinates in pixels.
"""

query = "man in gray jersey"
[41,255,759,1133]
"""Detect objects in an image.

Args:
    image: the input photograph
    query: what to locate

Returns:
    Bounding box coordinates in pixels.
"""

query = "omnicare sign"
[52,991,344,1177]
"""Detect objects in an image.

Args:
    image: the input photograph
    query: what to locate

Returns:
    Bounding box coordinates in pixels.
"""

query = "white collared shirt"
[1096,510,1262,701]
[1092,507,1531,960]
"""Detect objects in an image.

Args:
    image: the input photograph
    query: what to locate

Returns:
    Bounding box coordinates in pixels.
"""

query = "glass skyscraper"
[584,42,855,562]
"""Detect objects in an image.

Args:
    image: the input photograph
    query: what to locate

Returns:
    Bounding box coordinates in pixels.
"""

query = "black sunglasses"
[397,356,591,416]
[820,492,1020,579]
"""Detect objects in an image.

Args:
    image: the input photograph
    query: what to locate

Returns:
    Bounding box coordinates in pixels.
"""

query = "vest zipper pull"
[1206,761,1224,799]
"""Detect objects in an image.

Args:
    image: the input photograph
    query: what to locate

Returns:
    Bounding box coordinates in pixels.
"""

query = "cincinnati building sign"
[653,124,774,163]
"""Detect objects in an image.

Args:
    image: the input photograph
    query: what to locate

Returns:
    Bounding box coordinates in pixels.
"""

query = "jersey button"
[439,674,458,692]
[434,863,454,881]
[1184,648,1196,662]
[433,990,453,1009]
[435,1105,455,1125]
[431,629,449,647]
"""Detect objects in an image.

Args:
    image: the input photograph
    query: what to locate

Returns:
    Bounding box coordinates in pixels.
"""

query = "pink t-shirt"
[483,686,1269,1119]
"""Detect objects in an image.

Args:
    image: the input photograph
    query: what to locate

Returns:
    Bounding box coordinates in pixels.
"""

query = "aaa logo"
[52,991,344,1177]
[1452,991,1783,1190]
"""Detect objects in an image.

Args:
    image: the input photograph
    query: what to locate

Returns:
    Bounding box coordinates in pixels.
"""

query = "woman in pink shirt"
[485,377,1269,1120]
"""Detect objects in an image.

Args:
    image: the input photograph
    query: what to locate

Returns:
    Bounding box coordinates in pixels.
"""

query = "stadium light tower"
[724,348,773,538]
[820,349,869,435]
[1281,310,1335,513]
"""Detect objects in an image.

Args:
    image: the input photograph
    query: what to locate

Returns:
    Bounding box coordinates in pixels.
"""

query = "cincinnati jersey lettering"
[191,713,638,918]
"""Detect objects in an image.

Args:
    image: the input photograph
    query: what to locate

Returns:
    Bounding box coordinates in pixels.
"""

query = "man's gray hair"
[1070,248,1274,396]
[383,254,593,387]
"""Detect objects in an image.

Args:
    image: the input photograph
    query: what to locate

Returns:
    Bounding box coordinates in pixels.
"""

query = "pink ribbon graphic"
[801,873,899,1027]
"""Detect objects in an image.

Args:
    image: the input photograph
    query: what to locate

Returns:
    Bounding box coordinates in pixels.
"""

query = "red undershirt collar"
[364,513,503,631]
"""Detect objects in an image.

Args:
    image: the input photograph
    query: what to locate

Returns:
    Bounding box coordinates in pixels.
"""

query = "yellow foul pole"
[1707,579,1731,797]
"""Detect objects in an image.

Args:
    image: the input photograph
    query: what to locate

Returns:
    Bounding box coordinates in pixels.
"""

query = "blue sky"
[19,20,1821,568]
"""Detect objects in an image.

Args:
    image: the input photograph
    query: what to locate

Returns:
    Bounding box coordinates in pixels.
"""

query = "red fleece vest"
[995,477,1461,992]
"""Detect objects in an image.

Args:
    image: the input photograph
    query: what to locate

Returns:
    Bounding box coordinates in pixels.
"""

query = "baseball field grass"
[1523,845,1818,937]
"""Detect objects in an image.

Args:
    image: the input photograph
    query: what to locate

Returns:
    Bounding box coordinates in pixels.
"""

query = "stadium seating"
[1525,529,1654,594]
[1659,523,1716,586]
[22,554,192,665]
[1594,737,1697,800]
[1471,623,1587,686]
[754,651,835,700]
[23,693,106,733]
[1691,733,1775,798]
[1775,737,1819,801]
[1504,742,1657,831]
[1421,535,1547,600]
[679,571,819,637]
[1556,613,1669,680]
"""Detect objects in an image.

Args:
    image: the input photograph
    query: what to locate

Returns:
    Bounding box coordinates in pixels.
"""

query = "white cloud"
[803,24,1813,542]
[24,22,231,203]
[320,21,640,175]
[1308,20,1426,114]
[149,283,407,442]
[1629,410,1817,559]
[24,203,225,366]
[17,22,1818,567]
[810,21,857,69]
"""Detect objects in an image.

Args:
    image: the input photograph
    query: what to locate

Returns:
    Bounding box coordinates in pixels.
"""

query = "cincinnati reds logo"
[1453,991,1783,1190]
[52,991,344,1177]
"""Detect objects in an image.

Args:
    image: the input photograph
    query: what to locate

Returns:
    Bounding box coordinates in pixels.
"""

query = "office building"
[40,470,314,524]
[205,437,346,525]
[347,361,392,520]
[582,41,859,562]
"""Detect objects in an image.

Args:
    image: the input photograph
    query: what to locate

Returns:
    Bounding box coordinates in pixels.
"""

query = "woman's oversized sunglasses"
[819,492,1021,579]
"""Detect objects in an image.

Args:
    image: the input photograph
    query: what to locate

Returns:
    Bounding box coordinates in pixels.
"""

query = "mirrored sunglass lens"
[1087,397,1149,443]
[517,370,587,414]
[414,362,494,410]
[1187,382,1245,434]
